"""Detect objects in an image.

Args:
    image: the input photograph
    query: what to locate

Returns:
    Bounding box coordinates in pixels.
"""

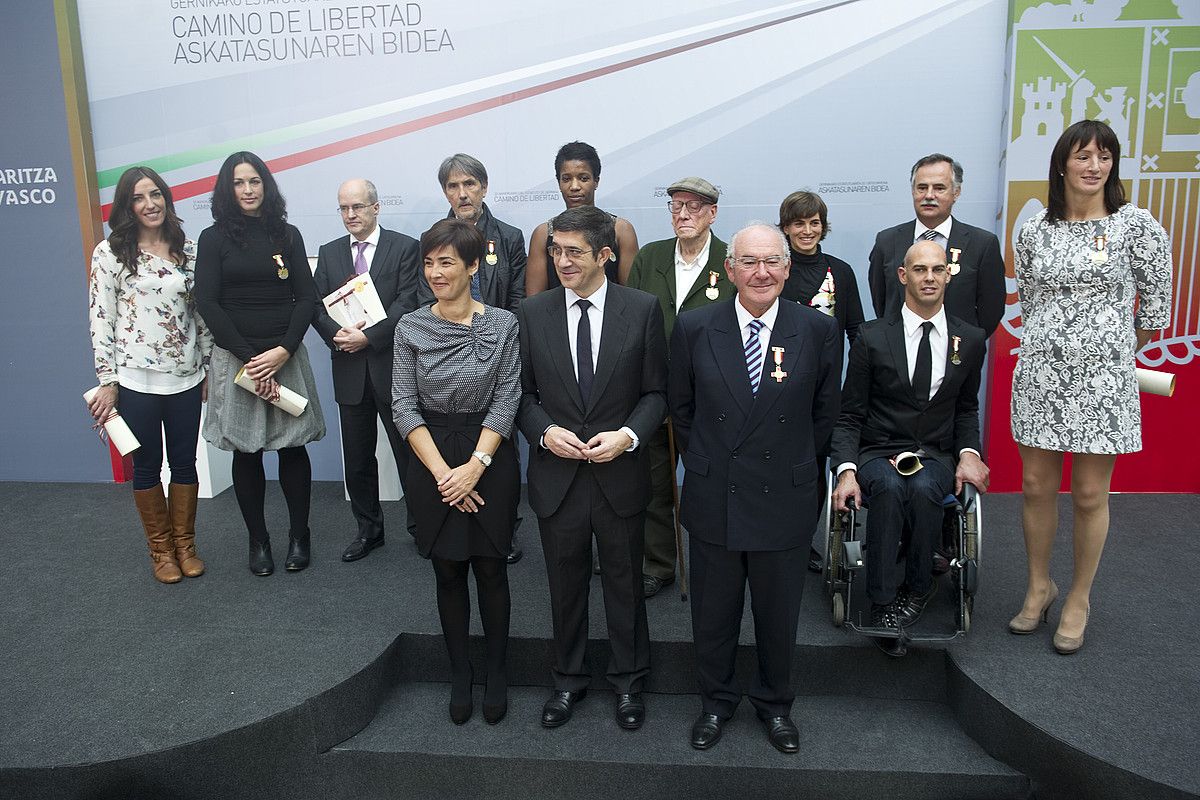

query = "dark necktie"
[912,320,933,402]
[745,319,765,395]
[919,228,940,243]
[575,298,594,404]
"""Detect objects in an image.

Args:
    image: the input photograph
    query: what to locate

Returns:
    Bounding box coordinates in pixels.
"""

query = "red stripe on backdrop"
[100,0,857,220]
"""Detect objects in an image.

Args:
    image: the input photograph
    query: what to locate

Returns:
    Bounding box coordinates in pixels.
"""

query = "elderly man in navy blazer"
[518,205,667,732]
[313,178,420,562]
[669,222,842,754]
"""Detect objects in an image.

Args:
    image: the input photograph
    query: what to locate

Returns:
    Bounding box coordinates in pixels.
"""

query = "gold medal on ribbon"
[485,240,498,266]
[273,254,288,280]
[770,346,787,383]
[948,247,962,276]
[1090,235,1108,265]
[950,335,962,366]
[704,270,719,301]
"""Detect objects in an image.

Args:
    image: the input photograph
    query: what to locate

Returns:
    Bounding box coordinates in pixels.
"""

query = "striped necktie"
[919,228,941,243]
[745,319,765,394]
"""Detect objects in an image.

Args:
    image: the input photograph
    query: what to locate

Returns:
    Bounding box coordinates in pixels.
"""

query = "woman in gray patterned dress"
[1009,120,1172,653]
[392,219,520,724]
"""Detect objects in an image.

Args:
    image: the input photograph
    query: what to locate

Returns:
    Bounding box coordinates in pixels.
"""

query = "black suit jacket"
[830,311,984,475]
[313,227,420,405]
[669,299,842,552]
[417,203,526,313]
[867,218,1005,337]
[517,283,668,519]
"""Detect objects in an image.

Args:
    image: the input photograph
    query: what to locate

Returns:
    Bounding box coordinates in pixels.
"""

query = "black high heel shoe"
[483,672,508,725]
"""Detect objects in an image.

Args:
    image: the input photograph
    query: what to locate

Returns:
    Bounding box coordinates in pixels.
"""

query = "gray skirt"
[203,345,326,452]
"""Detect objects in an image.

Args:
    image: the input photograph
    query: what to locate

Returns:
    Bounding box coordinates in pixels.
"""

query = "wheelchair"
[821,472,982,643]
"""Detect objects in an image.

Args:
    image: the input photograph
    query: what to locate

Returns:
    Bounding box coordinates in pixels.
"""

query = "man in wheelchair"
[830,240,989,655]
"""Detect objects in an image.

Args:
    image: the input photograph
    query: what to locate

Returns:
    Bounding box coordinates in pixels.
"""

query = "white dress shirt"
[734,296,780,388]
[674,233,712,311]
[913,216,954,248]
[350,224,381,271]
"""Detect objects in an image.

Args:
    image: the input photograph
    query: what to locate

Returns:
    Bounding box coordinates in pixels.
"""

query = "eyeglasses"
[548,244,597,260]
[733,256,788,271]
[337,203,373,215]
[668,199,710,214]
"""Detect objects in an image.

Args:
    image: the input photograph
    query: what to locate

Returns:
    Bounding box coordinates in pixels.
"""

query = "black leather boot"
[249,536,274,576]
[285,528,310,571]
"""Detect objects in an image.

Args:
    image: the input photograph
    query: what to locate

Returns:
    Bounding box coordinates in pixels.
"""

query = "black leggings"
[118,383,203,490]
[231,446,311,541]
[431,554,510,705]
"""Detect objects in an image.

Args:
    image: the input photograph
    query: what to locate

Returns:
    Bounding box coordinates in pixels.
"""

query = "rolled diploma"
[1136,368,1175,397]
[234,368,309,417]
[83,387,141,455]
[892,451,923,476]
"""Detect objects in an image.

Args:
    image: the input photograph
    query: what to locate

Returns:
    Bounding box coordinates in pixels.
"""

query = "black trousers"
[858,456,952,605]
[338,371,412,540]
[538,466,650,694]
[642,423,678,580]
[689,537,805,719]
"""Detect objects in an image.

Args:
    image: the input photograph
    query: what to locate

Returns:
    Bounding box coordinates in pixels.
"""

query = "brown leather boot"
[169,483,205,577]
[134,486,182,584]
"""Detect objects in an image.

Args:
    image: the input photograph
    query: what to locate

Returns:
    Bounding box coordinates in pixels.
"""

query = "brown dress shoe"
[168,483,205,577]
[134,486,182,584]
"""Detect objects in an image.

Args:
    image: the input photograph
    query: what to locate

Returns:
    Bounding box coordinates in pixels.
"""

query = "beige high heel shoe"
[1008,580,1059,634]
[1053,605,1090,655]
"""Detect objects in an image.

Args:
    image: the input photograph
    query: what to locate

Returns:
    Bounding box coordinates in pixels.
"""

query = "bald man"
[313,178,421,561]
[831,240,989,655]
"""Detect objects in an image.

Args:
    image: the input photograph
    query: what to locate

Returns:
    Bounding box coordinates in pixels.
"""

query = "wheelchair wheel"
[832,592,845,627]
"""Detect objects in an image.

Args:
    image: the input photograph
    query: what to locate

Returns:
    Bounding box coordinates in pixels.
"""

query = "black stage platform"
[0,482,1196,800]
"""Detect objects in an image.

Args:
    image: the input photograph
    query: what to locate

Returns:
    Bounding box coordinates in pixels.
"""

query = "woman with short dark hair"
[88,166,212,583]
[393,218,521,724]
[195,151,325,577]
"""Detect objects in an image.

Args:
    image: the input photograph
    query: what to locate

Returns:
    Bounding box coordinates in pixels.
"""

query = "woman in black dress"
[195,151,325,577]
[392,219,521,725]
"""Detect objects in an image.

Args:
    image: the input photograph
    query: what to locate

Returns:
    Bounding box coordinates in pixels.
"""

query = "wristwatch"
[472,450,493,468]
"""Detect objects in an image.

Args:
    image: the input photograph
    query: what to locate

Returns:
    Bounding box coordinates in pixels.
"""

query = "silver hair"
[437,153,488,188]
[728,220,790,261]
[910,153,963,190]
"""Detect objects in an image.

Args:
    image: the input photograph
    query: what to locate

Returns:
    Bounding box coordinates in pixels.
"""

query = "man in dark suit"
[313,178,420,561]
[867,153,1005,338]
[626,176,734,598]
[832,240,990,657]
[669,222,842,754]
[422,153,528,564]
[517,205,667,732]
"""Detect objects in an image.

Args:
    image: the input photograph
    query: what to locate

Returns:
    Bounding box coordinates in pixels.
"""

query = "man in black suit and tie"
[832,240,990,656]
[868,153,1005,339]
[669,222,842,754]
[517,205,667,731]
[313,178,420,561]
[421,153,529,564]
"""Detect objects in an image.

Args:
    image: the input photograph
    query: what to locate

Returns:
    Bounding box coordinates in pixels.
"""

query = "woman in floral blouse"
[87,166,212,584]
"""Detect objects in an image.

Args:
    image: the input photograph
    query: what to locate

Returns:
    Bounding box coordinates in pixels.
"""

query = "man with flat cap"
[313,178,420,561]
[627,176,734,598]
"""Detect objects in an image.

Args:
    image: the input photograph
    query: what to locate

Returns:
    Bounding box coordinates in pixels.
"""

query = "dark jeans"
[118,382,203,490]
[857,456,952,605]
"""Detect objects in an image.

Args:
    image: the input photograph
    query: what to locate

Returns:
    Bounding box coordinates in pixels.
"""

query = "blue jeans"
[118,383,203,489]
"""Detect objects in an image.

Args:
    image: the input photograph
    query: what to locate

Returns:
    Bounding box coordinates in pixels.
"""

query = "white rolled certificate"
[234,368,309,417]
[892,451,924,476]
[83,387,141,455]
[1136,368,1175,397]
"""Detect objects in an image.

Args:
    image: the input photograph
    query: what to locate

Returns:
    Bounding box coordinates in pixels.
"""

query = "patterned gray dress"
[1011,204,1172,454]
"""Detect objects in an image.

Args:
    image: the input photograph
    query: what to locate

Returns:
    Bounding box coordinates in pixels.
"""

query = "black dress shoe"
[285,529,310,571]
[690,712,725,750]
[762,716,799,754]
[615,693,645,730]
[541,689,586,728]
[642,574,675,598]
[342,535,384,562]
[807,546,823,574]
[896,581,938,628]
[506,531,523,565]
[249,540,274,576]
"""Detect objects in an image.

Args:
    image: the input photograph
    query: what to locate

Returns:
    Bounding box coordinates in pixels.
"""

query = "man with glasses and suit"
[517,205,667,732]
[313,178,420,561]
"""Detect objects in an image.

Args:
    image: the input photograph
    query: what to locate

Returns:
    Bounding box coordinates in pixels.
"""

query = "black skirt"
[407,410,518,561]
